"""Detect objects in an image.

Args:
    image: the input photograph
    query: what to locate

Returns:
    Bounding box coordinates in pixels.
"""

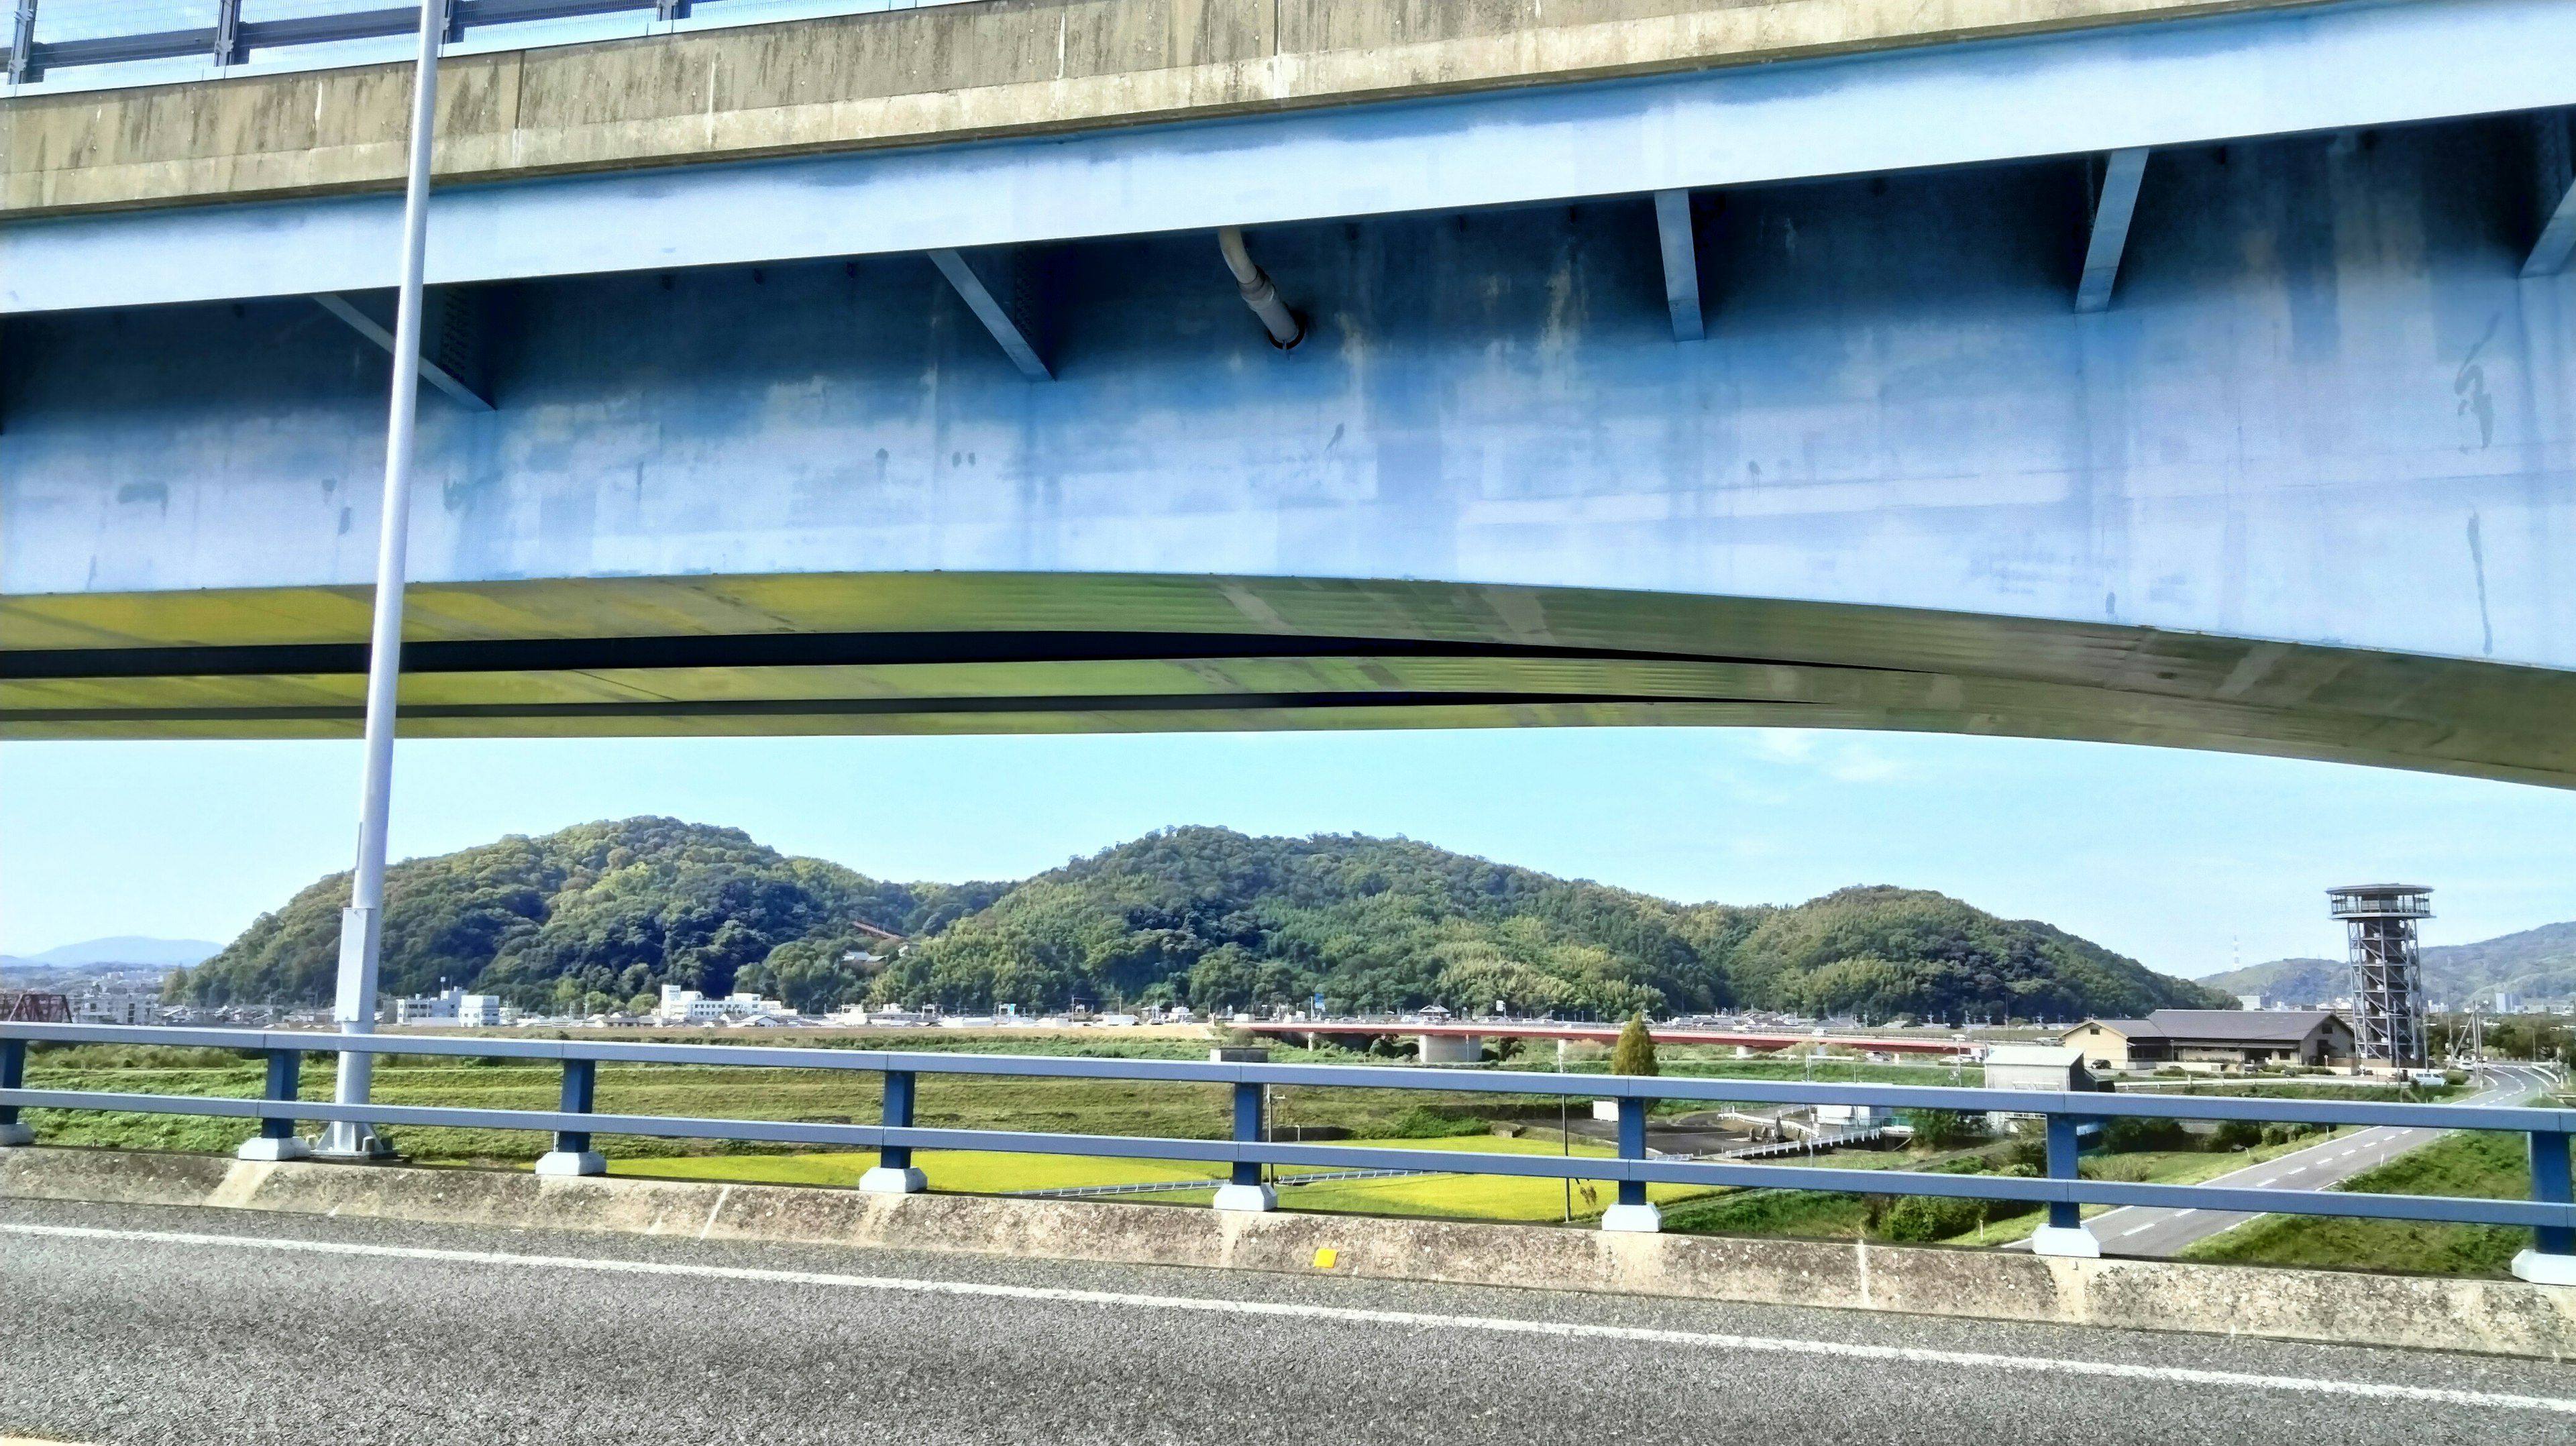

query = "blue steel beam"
[1653,190,1703,341]
[926,249,1051,380]
[2074,148,2149,313]
[2528,111,2576,278]
[11,0,2576,315]
[311,292,494,410]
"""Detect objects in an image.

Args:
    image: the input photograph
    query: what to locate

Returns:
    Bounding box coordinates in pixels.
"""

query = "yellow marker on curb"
[1312,1247,1338,1269]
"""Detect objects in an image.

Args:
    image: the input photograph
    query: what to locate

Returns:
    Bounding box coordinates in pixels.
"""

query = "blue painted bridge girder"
[0,4,2573,784]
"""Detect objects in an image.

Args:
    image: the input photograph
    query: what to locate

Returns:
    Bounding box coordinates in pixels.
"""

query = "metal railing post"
[235,1050,309,1160]
[1601,1093,1660,1232]
[211,0,243,66]
[0,1038,30,1146]
[6,0,37,87]
[535,1058,603,1176]
[861,1070,924,1194]
[1213,1080,1275,1211]
[2512,1129,2575,1286]
[2031,1110,2102,1257]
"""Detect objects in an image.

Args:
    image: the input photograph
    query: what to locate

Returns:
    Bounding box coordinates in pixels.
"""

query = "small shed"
[1982,1044,2098,1093]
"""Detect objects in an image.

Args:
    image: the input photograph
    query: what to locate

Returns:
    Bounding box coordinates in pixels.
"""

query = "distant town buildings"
[72,983,163,1027]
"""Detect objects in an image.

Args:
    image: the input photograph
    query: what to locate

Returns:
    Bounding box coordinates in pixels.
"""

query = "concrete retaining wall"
[0,0,2298,215]
[6,1146,2571,1359]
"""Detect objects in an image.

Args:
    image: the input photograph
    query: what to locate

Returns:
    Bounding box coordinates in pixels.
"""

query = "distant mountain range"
[173,817,2231,1021]
[0,936,221,975]
[2198,920,2576,1008]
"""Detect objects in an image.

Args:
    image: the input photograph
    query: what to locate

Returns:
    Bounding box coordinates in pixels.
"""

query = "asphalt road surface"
[5,1198,2575,1445]
[2081,1063,2561,1258]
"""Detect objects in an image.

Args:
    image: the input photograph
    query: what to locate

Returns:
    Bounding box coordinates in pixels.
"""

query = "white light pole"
[316,0,443,1160]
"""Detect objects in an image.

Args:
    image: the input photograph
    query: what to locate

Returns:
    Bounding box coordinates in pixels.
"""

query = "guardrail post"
[1600,1093,1661,1233]
[534,1058,606,1176]
[1213,1080,1275,1211]
[2512,1130,2575,1286]
[2029,1111,2100,1258]
[234,1050,309,1161]
[0,1039,30,1146]
[861,1070,926,1194]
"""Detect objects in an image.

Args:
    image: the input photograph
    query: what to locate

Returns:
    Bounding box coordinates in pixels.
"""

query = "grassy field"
[608,1133,1723,1223]
[2180,1129,2532,1276]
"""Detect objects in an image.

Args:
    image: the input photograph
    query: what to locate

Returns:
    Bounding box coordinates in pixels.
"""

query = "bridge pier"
[861,1069,927,1194]
[1417,1034,1483,1066]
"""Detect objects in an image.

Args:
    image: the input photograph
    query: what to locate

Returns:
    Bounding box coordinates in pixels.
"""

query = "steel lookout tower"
[2326,885,2432,1068]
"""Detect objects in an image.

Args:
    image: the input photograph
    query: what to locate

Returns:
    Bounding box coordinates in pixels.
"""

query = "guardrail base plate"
[2511,1249,2576,1287]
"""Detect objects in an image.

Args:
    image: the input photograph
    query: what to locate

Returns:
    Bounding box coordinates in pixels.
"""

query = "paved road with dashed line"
[2080,1063,2560,1257]
[5,1197,2575,1445]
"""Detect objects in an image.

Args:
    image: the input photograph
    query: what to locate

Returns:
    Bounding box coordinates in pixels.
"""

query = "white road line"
[5,1221,2574,1416]
[2117,1223,2155,1237]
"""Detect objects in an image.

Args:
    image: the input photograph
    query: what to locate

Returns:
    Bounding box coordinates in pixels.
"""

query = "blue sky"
[3,727,2573,979]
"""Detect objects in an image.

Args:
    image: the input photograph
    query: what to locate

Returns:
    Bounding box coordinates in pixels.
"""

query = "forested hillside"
[180,820,2228,1021]
[178,818,1006,1016]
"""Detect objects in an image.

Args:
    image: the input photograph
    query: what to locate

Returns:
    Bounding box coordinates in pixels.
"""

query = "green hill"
[178,818,1006,1016]
[180,820,2227,1022]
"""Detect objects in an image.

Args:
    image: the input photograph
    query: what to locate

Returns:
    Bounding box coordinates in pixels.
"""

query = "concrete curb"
[6,1146,2570,1359]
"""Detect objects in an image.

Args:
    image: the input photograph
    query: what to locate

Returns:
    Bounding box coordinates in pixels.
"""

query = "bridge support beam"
[863,1069,927,1193]
[313,290,496,411]
[1601,1095,1661,1232]
[1213,1080,1276,1212]
[2075,148,2150,313]
[2512,1129,2575,1286]
[2030,1113,2101,1257]
[928,248,1052,380]
[235,1049,309,1161]
[1653,189,1705,341]
[535,1058,605,1176]
[0,1040,29,1146]
[2526,113,2576,279]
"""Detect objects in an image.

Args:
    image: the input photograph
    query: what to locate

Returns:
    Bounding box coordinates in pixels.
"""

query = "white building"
[396,987,463,1025]
[74,987,161,1026]
[455,994,504,1027]
[654,985,788,1025]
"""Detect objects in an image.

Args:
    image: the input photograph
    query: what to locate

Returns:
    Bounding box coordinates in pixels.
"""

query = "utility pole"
[317,0,444,1160]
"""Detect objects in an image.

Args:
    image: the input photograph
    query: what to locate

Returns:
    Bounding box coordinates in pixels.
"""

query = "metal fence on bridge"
[2,0,917,87]
[1,1021,2570,1275]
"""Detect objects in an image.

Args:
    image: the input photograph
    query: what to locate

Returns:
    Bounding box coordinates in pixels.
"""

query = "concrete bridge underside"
[1,0,2572,783]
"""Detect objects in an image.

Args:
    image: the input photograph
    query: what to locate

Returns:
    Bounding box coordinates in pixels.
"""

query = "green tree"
[1611,1013,1660,1076]
[1900,1108,1976,1150]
